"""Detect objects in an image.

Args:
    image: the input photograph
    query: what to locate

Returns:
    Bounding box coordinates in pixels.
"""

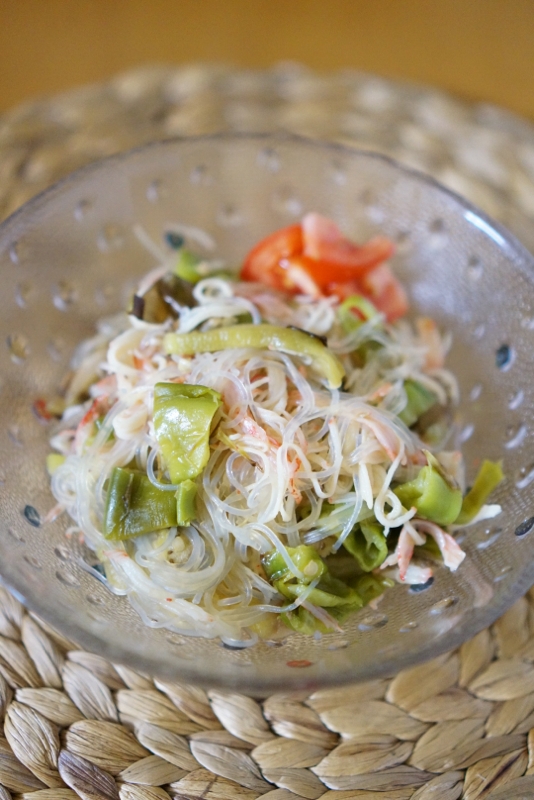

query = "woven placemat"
[2,63,534,800]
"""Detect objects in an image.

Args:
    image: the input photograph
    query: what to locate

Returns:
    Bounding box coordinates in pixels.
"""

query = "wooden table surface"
[1,0,533,120]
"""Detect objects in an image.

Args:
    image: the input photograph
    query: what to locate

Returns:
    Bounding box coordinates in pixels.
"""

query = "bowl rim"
[1,130,534,691]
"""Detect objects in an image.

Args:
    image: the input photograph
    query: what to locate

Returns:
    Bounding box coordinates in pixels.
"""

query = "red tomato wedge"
[279,256,322,298]
[241,224,303,290]
[302,213,395,278]
[285,242,394,288]
[239,214,406,321]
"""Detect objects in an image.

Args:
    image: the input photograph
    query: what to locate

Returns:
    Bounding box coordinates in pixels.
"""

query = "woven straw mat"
[2,64,534,800]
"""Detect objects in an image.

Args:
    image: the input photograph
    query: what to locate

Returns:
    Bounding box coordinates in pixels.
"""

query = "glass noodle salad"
[45,213,503,646]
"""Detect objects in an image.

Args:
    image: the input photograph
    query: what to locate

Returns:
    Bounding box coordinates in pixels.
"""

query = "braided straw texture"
[2,64,534,799]
[1,587,534,799]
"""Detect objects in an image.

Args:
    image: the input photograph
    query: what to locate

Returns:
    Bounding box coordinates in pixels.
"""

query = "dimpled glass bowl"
[1,132,534,693]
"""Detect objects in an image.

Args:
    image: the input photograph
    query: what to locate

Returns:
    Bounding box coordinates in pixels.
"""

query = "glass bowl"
[1,132,534,694]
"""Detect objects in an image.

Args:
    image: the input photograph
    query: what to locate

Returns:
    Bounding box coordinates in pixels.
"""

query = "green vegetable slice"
[277,573,363,609]
[174,249,203,283]
[316,500,374,537]
[262,545,327,584]
[455,460,504,525]
[153,382,221,484]
[338,293,380,334]
[163,324,346,389]
[103,467,178,540]
[281,595,363,636]
[394,452,463,526]
[398,380,438,428]
[343,518,388,571]
[175,479,198,527]
[355,574,395,606]
[281,607,331,634]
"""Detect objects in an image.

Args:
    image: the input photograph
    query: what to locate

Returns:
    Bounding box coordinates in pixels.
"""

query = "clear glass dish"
[0,132,533,693]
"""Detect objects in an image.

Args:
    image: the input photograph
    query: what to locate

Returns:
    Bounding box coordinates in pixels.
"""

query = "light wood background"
[1,0,533,119]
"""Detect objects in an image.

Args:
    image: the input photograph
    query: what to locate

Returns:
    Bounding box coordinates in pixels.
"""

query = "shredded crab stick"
[44,214,503,644]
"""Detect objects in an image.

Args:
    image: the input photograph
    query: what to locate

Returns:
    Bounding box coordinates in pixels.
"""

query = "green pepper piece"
[279,570,364,633]
[175,479,197,526]
[355,574,395,606]
[394,453,463,526]
[174,249,203,283]
[263,545,327,584]
[343,518,388,572]
[274,578,293,599]
[153,383,221,484]
[315,501,375,538]
[281,607,332,634]
[103,467,178,540]
[282,574,363,609]
[173,250,233,284]
[455,460,504,525]
[338,294,379,334]
[327,598,366,623]
[398,380,437,428]
[163,324,346,389]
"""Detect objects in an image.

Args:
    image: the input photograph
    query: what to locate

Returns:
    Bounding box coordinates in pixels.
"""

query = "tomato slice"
[324,280,361,302]
[240,216,407,322]
[359,264,409,322]
[302,213,395,277]
[241,217,394,290]
[279,256,322,298]
[291,240,394,287]
[240,224,303,289]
